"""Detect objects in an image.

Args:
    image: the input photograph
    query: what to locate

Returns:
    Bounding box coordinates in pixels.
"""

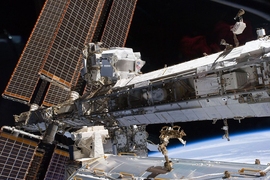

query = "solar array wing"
[42,84,70,107]
[101,0,138,48]
[39,0,107,88]
[26,151,44,180]
[41,0,107,106]
[43,148,69,180]
[2,0,67,104]
[0,132,38,179]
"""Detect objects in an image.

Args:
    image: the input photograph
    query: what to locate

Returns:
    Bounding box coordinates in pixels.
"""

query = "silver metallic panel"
[203,106,222,119]
[167,110,189,122]
[181,109,200,121]
[228,104,256,117]
[215,105,234,119]
[192,108,211,120]
[249,102,270,117]
[68,154,270,179]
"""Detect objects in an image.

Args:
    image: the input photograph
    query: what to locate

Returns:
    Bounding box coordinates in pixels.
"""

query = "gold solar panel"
[42,84,70,107]
[41,0,107,106]
[2,0,68,104]
[0,132,38,179]
[101,0,138,48]
[26,151,44,180]
[43,148,69,180]
[39,0,106,88]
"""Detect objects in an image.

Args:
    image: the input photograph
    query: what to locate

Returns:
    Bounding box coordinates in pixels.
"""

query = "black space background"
[0,0,270,146]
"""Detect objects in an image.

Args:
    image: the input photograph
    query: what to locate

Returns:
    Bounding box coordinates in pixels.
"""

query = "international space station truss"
[1,0,270,179]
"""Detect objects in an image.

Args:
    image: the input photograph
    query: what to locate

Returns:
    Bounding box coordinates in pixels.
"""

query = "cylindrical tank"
[257,28,266,38]
[43,123,58,144]
[30,103,39,111]
[69,91,79,101]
